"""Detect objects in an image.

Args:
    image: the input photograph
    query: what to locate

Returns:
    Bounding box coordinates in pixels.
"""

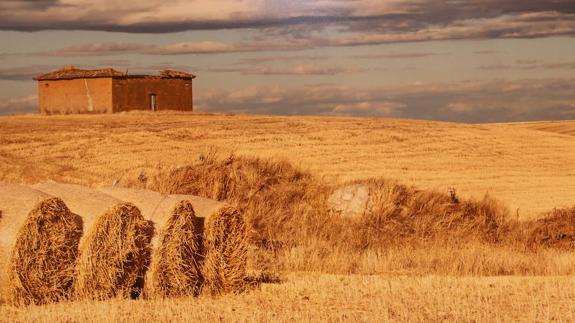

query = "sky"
[0,0,574,122]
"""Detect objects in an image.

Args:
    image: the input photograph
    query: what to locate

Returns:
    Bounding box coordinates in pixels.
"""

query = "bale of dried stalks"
[0,184,52,303]
[147,201,204,298]
[32,182,122,230]
[74,203,154,300]
[8,197,82,305]
[97,187,224,221]
[96,187,225,298]
[527,206,575,251]
[201,206,249,295]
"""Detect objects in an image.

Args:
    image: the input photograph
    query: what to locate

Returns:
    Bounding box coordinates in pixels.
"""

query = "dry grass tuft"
[527,206,575,251]
[142,153,325,245]
[350,179,510,247]
[8,197,82,305]
[74,203,154,301]
[148,201,204,298]
[202,206,249,296]
[142,154,511,252]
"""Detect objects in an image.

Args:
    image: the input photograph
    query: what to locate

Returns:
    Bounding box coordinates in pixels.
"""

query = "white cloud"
[0,95,38,115]
[196,78,575,122]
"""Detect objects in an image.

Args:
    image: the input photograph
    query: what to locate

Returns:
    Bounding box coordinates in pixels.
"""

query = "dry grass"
[1,273,575,322]
[343,179,511,247]
[74,203,154,301]
[1,113,574,219]
[127,153,574,279]
[202,206,249,295]
[8,198,82,305]
[142,153,325,245]
[527,206,575,251]
[141,154,511,249]
[148,201,204,298]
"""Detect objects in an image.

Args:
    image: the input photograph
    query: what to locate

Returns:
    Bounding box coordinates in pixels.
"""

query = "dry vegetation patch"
[128,154,575,277]
[140,154,511,249]
[527,206,575,251]
[346,179,510,248]
[141,153,327,246]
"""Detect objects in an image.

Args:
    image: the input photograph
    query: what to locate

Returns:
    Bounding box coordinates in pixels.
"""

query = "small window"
[150,94,157,112]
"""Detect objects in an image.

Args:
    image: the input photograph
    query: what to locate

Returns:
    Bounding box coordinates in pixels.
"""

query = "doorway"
[149,94,157,112]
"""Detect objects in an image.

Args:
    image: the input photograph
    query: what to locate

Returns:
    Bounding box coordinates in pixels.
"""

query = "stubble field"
[0,112,574,322]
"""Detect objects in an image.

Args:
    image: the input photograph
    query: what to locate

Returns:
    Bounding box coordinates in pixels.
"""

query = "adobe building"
[34,66,195,114]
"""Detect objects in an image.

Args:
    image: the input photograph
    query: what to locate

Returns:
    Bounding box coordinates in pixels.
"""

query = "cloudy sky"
[1,0,574,122]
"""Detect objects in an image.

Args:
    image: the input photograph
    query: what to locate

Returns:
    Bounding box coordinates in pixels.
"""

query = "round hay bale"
[96,187,224,298]
[201,206,249,295]
[0,184,51,303]
[31,182,122,230]
[97,186,225,221]
[74,203,154,300]
[147,201,204,298]
[8,197,82,305]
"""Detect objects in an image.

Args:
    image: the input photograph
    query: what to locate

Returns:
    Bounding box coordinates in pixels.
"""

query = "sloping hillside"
[511,120,575,136]
[0,113,574,219]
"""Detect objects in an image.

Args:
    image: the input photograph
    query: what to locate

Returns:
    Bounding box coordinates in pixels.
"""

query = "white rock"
[328,184,370,218]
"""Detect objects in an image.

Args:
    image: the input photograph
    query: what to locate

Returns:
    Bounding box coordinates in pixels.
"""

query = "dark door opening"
[150,94,157,112]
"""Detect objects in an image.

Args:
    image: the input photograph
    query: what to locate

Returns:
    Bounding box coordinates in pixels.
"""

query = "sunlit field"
[1,112,574,322]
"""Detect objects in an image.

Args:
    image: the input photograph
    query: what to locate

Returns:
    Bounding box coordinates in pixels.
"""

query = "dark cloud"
[34,41,305,56]
[1,0,62,10]
[0,0,573,42]
[196,78,575,123]
[30,11,575,58]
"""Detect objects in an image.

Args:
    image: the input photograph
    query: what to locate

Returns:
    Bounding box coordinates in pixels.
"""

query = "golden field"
[0,113,574,219]
[1,112,575,322]
[2,274,575,322]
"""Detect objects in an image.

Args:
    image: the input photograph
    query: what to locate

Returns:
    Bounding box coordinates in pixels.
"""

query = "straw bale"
[201,206,249,295]
[0,184,51,302]
[8,198,82,305]
[147,201,204,298]
[74,203,154,300]
[31,182,122,230]
[97,187,224,222]
[97,187,223,298]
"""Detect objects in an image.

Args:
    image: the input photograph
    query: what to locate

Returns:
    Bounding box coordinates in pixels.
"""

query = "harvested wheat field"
[1,113,575,322]
[2,274,575,322]
[0,113,573,219]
